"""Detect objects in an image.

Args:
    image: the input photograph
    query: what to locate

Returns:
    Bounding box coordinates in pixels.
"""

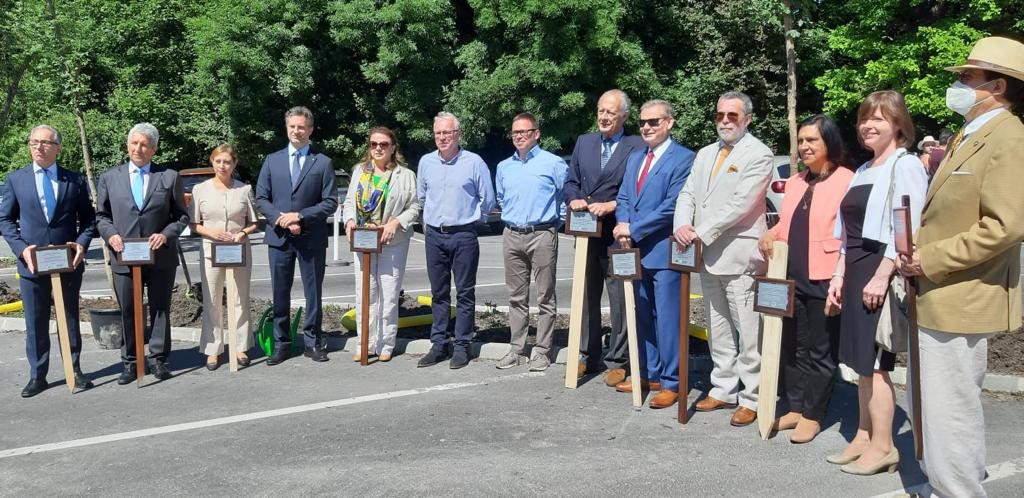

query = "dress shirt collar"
[963,107,1007,138]
[33,162,58,176]
[288,143,310,158]
[601,130,624,144]
[439,147,463,165]
[129,162,151,174]
[646,137,671,161]
[513,144,541,163]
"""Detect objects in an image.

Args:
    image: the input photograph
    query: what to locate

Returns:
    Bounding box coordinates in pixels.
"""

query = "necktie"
[636,149,655,191]
[709,145,734,181]
[291,152,302,186]
[600,139,612,170]
[945,129,965,161]
[132,168,145,210]
[41,168,57,221]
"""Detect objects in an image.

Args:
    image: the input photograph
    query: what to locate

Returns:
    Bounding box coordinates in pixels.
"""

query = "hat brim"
[945,63,1024,82]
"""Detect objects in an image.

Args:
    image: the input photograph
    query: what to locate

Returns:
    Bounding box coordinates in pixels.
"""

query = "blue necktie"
[41,168,57,221]
[291,152,301,186]
[600,140,612,170]
[132,169,145,210]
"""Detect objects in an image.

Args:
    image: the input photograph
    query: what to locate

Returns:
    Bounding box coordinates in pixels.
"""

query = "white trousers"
[910,327,992,498]
[199,261,253,356]
[701,273,762,409]
[353,241,410,355]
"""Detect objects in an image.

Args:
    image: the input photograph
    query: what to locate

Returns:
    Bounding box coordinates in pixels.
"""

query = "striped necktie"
[600,139,612,170]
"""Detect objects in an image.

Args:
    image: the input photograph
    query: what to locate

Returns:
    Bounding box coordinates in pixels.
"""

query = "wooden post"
[564,237,589,389]
[50,274,76,392]
[132,266,145,387]
[757,241,789,440]
[677,272,691,423]
[359,252,371,366]
[900,195,924,460]
[623,279,642,408]
[226,268,239,373]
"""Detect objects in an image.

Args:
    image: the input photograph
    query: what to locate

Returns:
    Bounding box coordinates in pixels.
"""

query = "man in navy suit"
[0,125,96,397]
[255,106,338,364]
[613,100,695,409]
[564,89,644,384]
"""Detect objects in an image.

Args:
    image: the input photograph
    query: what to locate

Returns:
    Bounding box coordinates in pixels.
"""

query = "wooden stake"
[564,237,589,389]
[360,252,370,366]
[50,274,76,393]
[132,266,145,387]
[623,279,642,408]
[226,268,239,373]
[677,272,691,423]
[901,195,924,460]
[757,241,788,440]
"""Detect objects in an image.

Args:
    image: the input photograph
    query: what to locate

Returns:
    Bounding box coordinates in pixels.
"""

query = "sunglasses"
[715,112,743,122]
[637,118,664,128]
[369,141,392,149]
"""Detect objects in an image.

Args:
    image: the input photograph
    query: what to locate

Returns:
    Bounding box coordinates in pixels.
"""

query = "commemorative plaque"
[753,277,796,317]
[211,242,246,267]
[117,238,154,265]
[350,227,383,254]
[608,248,641,280]
[31,244,74,275]
[565,210,602,237]
[668,238,702,273]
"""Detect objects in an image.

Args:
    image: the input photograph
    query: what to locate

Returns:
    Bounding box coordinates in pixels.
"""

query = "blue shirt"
[417,148,496,227]
[604,129,625,158]
[32,163,60,219]
[287,143,310,169]
[495,145,568,227]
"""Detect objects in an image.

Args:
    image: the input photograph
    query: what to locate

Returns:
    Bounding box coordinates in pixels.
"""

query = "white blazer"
[674,132,774,275]
[342,163,421,246]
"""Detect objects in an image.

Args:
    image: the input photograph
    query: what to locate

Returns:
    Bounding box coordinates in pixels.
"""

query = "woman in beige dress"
[190,144,259,370]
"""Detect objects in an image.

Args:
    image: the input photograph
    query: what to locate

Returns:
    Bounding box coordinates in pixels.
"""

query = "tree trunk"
[783,0,798,170]
[0,65,26,134]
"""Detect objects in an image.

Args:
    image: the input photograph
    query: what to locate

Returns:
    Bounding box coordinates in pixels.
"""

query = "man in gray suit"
[673,91,774,426]
[96,123,189,383]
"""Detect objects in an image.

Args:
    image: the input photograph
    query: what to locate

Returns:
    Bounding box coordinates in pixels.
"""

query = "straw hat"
[917,136,938,149]
[945,36,1024,82]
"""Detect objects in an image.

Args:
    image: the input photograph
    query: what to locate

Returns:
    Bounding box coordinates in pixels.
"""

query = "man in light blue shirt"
[494,113,568,371]
[415,112,496,369]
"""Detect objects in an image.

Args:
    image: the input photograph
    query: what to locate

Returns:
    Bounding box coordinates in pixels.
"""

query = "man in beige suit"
[898,36,1024,498]
[673,91,774,427]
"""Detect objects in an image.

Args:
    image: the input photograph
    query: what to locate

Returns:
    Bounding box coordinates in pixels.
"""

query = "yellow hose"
[340,295,453,331]
[0,300,24,313]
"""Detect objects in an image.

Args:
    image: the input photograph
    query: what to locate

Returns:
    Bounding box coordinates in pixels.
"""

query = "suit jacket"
[615,139,695,270]
[96,162,189,273]
[564,132,645,244]
[769,167,853,280]
[341,163,421,247]
[0,164,96,278]
[917,111,1024,334]
[674,132,774,275]
[254,146,338,249]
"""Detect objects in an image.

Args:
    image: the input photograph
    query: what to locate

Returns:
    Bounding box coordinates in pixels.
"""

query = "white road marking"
[0,371,544,459]
[868,455,1024,497]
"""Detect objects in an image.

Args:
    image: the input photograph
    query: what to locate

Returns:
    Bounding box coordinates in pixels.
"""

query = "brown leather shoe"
[604,368,626,386]
[695,396,738,412]
[577,362,587,379]
[614,379,661,393]
[730,407,757,427]
[649,389,679,409]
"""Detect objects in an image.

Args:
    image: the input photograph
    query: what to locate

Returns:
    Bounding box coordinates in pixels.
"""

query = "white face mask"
[945,79,996,116]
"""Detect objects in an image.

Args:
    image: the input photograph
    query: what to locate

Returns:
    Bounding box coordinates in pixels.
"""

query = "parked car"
[765,155,793,228]
[177,167,216,236]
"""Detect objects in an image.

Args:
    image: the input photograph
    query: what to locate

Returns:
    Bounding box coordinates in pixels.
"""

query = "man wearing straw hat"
[898,36,1024,498]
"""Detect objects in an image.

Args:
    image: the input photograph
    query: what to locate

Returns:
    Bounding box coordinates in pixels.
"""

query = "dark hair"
[798,114,848,168]
[512,112,538,128]
[938,127,954,145]
[857,90,915,149]
[982,70,1024,115]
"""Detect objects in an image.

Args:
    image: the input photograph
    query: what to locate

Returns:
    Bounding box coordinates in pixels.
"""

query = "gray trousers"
[503,227,558,357]
[911,327,993,498]
[579,237,628,370]
[701,272,762,410]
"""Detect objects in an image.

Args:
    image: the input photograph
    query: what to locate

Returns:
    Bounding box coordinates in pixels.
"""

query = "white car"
[765,155,793,228]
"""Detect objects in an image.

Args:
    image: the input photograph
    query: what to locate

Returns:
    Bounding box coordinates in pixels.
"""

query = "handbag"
[874,151,910,353]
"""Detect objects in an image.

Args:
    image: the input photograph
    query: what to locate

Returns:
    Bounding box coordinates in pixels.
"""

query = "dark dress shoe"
[21,379,48,398]
[449,350,469,369]
[417,348,450,368]
[73,370,94,391]
[117,364,137,385]
[151,360,172,380]
[206,360,220,371]
[266,347,291,366]
[303,346,329,362]
[237,354,251,367]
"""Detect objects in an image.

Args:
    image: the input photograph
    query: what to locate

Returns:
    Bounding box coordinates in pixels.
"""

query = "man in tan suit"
[899,37,1024,498]
[673,91,774,426]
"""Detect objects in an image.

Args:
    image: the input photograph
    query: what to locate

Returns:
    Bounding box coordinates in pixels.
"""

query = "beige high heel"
[840,447,899,475]
[826,450,862,465]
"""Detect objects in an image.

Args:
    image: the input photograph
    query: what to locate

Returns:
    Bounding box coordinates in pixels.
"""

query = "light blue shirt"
[128,161,151,202]
[495,145,568,227]
[32,163,60,219]
[416,148,496,227]
[287,143,310,169]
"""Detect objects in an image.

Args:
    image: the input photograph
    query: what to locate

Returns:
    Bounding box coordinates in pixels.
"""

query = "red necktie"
[636,149,655,191]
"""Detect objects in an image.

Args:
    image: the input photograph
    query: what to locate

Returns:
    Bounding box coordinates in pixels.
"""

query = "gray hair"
[127,123,160,149]
[285,106,315,127]
[600,89,631,115]
[30,124,62,145]
[434,112,461,130]
[719,91,754,115]
[640,99,674,119]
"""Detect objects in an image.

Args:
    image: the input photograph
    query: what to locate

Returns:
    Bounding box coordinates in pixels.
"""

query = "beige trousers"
[199,257,253,356]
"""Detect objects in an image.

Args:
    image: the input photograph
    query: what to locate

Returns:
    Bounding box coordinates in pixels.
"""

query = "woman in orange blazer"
[759,115,853,443]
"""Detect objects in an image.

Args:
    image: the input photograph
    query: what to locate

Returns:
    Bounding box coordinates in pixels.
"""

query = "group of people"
[3,35,1022,498]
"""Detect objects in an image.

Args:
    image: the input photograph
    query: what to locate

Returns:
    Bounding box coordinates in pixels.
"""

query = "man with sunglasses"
[494,113,568,372]
[416,112,496,369]
[564,89,645,383]
[612,100,695,408]
[897,36,1024,498]
[673,91,774,426]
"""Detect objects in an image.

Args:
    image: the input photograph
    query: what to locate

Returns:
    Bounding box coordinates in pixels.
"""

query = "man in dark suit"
[0,125,96,397]
[613,99,695,409]
[96,123,189,384]
[255,106,338,364]
[564,89,644,384]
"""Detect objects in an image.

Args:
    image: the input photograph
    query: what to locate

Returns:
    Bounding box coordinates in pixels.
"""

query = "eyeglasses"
[715,112,743,122]
[433,130,460,137]
[369,141,392,149]
[637,118,664,128]
[510,128,538,138]
[28,140,59,148]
